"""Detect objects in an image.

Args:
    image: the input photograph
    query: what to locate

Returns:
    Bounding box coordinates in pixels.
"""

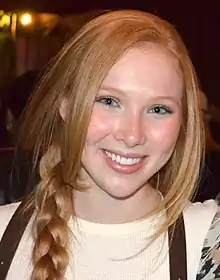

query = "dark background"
[1,0,220,105]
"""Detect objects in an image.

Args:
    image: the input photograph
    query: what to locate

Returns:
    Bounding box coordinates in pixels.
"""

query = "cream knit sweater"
[0,200,218,280]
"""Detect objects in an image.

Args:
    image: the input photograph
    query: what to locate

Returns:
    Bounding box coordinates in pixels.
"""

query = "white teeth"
[104,151,143,166]
[112,153,116,161]
[116,155,120,163]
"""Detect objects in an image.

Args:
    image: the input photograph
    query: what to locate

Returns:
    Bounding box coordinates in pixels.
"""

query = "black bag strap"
[0,206,187,280]
[169,214,187,280]
[0,201,34,279]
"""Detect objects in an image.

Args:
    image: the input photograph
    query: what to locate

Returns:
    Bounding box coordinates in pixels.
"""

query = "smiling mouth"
[104,150,145,166]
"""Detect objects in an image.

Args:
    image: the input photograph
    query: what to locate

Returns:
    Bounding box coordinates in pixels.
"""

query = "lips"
[102,149,147,174]
[104,150,143,166]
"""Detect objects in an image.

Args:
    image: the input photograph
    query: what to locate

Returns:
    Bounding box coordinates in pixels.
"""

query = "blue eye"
[149,105,173,115]
[96,96,119,108]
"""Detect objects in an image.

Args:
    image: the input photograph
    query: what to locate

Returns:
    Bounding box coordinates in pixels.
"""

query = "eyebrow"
[100,86,125,96]
[152,96,181,107]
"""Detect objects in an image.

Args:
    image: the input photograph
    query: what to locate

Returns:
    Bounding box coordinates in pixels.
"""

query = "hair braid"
[32,147,74,280]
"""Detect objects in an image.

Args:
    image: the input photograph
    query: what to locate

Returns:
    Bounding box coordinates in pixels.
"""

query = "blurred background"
[0,0,220,204]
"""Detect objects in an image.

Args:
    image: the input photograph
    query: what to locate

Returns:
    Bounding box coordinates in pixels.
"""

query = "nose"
[114,112,146,148]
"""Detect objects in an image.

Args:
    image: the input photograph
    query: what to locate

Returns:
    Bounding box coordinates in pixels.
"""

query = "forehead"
[102,45,183,99]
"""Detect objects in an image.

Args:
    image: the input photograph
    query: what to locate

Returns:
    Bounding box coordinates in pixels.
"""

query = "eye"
[95,96,119,108]
[148,105,173,115]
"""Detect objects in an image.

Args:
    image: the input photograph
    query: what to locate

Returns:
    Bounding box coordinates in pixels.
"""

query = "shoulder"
[184,199,218,227]
[0,202,21,240]
[183,199,218,242]
[182,200,219,278]
[184,199,218,215]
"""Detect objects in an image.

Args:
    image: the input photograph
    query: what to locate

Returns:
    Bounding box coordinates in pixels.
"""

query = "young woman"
[0,10,219,280]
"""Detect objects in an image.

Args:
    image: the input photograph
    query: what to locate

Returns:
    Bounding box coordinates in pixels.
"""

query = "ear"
[59,99,68,121]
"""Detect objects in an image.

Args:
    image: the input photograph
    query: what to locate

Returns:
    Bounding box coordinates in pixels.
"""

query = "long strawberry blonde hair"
[19,10,203,280]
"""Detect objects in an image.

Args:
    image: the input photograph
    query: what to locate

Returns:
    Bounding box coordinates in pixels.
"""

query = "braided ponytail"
[31,146,74,280]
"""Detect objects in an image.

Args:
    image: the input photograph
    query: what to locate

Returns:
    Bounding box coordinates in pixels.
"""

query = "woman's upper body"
[0,9,213,280]
[0,199,219,279]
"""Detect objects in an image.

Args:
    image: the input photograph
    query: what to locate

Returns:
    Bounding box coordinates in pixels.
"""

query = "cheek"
[86,108,114,144]
[148,118,181,148]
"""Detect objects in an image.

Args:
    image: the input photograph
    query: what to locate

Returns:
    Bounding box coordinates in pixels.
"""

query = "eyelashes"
[148,105,173,115]
[95,95,174,115]
[95,96,120,108]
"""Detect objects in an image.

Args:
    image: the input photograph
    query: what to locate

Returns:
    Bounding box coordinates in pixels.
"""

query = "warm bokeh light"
[0,14,10,28]
[20,13,33,25]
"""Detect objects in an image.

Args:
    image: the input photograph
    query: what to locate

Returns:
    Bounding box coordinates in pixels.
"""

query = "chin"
[102,184,144,200]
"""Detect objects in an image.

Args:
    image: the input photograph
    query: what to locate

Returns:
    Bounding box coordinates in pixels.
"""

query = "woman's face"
[80,46,183,200]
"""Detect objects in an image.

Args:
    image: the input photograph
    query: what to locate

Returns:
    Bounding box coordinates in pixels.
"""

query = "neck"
[74,185,162,224]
